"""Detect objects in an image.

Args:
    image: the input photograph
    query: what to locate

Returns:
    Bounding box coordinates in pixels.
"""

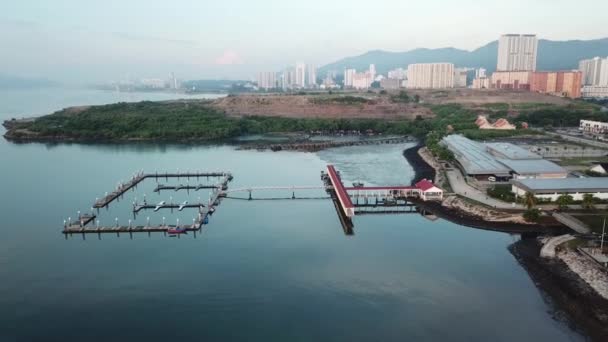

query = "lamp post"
[601,217,606,254]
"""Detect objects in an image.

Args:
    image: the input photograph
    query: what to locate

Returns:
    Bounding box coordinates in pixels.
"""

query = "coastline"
[403,143,436,184]
[510,239,608,341]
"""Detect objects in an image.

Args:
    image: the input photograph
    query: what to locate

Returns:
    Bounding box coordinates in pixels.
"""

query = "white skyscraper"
[579,57,608,86]
[497,34,538,71]
[281,68,296,89]
[369,64,376,81]
[407,63,454,89]
[295,62,306,88]
[344,68,356,88]
[308,64,317,87]
[257,72,277,90]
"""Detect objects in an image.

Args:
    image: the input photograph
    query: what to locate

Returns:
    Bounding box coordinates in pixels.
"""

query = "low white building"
[580,119,608,134]
[582,86,608,99]
[415,179,444,201]
[512,178,608,201]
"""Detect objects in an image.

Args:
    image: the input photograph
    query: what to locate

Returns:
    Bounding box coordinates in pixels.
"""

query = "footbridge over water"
[63,166,443,238]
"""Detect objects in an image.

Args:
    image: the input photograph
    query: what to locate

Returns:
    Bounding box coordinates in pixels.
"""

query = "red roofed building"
[415,179,444,201]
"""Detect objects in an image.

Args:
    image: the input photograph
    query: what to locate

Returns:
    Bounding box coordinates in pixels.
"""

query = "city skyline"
[2,0,608,83]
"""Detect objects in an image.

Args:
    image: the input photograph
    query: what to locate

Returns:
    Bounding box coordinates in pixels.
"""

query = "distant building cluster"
[344,64,376,89]
[110,73,181,91]
[256,63,318,90]
[253,33,606,98]
[473,34,588,99]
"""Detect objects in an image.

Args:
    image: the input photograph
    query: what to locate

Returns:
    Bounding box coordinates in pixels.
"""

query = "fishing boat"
[167,226,188,234]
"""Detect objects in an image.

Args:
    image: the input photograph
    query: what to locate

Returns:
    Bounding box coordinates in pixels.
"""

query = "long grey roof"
[497,158,567,175]
[485,142,541,160]
[441,135,511,175]
[513,178,608,193]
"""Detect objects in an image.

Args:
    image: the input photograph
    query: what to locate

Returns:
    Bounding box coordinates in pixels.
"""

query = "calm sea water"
[0,88,584,341]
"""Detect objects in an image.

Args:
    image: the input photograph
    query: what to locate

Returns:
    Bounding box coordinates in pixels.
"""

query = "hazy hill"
[319,38,608,75]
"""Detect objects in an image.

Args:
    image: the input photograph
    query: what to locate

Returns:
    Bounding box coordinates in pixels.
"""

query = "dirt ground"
[211,94,432,119]
[210,89,572,120]
[410,88,572,106]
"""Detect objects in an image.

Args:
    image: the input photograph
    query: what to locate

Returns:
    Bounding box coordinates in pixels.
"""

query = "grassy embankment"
[4,100,420,141]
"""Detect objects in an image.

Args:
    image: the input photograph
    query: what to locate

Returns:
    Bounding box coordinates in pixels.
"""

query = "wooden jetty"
[153,184,223,193]
[132,202,207,213]
[93,171,233,209]
[66,170,231,236]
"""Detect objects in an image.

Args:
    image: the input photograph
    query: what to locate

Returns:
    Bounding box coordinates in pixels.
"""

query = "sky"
[1,0,607,84]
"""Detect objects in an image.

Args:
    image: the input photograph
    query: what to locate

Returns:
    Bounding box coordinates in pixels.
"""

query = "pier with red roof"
[322,165,443,218]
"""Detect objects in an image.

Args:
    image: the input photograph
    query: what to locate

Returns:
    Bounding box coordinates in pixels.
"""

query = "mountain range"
[318,38,608,76]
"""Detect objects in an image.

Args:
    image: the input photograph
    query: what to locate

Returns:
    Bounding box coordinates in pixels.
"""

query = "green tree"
[523,191,537,210]
[582,193,596,210]
[523,208,541,222]
[556,194,574,210]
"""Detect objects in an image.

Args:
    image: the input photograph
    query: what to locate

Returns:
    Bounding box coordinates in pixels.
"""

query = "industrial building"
[512,178,608,201]
[441,135,513,180]
[485,142,541,159]
[442,135,567,180]
[496,159,568,179]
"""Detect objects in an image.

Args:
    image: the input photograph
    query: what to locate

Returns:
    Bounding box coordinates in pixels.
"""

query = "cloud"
[214,50,243,65]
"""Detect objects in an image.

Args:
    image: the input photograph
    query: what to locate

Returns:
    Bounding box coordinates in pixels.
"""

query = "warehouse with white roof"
[512,178,608,201]
[441,135,568,180]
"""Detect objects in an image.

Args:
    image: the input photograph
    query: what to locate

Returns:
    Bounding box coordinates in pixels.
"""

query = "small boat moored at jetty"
[167,226,188,234]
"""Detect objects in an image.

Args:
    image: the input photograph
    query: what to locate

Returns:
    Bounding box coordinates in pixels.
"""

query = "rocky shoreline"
[510,239,608,341]
[402,144,436,184]
[403,143,608,341]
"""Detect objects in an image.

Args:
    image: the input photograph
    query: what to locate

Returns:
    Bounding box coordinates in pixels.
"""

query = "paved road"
[446,168,608,212]
[445,169,525,210]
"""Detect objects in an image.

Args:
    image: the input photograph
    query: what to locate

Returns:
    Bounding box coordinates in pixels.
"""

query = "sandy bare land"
[406,88,572,106]
[211,94,433,120]
[210,89,573,120]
